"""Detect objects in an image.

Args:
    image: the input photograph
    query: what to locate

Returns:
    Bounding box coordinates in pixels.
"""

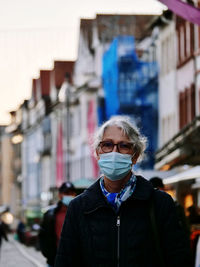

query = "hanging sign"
[159,0,200,25]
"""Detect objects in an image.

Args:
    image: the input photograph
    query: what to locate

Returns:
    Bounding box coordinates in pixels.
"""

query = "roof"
[53,61,75,89]
[80,19,94,53]
[95,14,156,42]
[78,14,156,54]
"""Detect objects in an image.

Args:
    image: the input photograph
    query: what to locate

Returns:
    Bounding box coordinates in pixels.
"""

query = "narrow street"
[0,235,46,267]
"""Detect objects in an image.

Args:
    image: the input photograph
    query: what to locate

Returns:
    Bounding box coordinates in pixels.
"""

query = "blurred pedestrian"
[17,218,26,244]
[187,205,200,225]
[39,182,76,267]
[187,204,200,263]
[149,176,165,190]
[0,219,8,254]
[55,115,192,267]
[195,235,200,267]
[149,176,191,246]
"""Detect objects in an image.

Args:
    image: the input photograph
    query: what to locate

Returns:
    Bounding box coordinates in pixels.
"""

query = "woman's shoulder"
[151,187,177,220]
[69,179,102,209]
[135,175,174,203]
[153,187,174,203]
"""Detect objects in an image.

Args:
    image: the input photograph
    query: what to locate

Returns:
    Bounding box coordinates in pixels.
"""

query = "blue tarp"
[100,36,158,169]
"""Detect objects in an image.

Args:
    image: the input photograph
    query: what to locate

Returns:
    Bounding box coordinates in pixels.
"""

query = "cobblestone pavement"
[0,235,46,267]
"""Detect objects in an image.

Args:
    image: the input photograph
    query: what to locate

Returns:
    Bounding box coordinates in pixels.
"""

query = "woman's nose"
[112,144,118,152]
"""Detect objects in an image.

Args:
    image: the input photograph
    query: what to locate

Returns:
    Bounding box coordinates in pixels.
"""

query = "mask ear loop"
[131,152,136,160]
[131,152,136,175]
[131,144,137,160]
[131,144,139,164]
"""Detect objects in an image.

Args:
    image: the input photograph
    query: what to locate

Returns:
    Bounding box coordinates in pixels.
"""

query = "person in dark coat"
[0,219,8,249]
[39,182,76,267]
[55,115,193,267]
[149,176,191,251]
[17,219,26,244]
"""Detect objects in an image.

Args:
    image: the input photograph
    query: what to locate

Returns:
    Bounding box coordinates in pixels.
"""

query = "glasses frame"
[99,141,134,154]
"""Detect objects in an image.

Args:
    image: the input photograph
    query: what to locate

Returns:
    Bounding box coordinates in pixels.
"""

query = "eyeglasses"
[99,141,134,154]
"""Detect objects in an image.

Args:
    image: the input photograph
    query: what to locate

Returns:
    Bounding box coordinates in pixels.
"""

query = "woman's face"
[96,125,138,164]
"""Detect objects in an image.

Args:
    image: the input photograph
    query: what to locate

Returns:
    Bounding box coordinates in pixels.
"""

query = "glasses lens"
[118,142,133,153]
[99,141,133,153]
[100,141,114,153]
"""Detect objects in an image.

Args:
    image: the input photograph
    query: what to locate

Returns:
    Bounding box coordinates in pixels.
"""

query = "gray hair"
[93,115,147,161]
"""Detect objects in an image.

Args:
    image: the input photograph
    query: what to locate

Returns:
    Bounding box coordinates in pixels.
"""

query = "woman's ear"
[96,149,100,160]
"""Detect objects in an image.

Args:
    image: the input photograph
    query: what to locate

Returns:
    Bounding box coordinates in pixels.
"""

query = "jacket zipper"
[116,215,120,267]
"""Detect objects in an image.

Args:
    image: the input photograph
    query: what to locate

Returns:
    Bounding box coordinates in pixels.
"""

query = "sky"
[0,0,165,125]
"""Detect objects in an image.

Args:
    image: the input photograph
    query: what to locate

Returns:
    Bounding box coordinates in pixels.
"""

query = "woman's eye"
[104,142,113,147]
[119,143,131,149]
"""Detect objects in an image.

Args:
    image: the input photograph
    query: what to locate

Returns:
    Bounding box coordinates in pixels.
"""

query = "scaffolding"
[101,36,158,169]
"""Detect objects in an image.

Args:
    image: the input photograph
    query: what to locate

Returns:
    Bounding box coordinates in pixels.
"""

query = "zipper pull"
[116,216,120,226]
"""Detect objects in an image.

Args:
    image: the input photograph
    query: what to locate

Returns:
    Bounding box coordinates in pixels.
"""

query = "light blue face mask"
[62,195,74,206]
[98,152,133,181]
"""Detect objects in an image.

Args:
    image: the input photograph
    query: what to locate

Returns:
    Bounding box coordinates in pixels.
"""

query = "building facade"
[154,7,200,210]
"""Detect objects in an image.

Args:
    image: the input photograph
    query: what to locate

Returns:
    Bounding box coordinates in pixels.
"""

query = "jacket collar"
[82,175,154,213]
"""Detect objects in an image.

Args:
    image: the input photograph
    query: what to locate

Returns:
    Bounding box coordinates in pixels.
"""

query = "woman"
[55,116,192,267]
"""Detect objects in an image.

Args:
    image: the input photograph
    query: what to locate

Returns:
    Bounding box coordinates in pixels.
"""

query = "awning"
[191,182,200,189]
[163,166,200,184]
[73,178,95,188]
[159,0,200,26]
[0,205,9,214]
[135,169,178,180]
[155,116,200,170]
[26,208,42,219]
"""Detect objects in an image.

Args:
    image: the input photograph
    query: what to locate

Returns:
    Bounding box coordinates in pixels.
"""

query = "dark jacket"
[55,176,192,267]
[0,222,8,246]
[39,201,64,266]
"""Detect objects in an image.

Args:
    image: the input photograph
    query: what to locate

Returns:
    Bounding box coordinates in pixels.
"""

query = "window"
[179,84,196,129]
[180,26,185,61]
[191,84,195,120]
[190,23,194,56]
[179,91,184,129]
[186,21,190,57]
